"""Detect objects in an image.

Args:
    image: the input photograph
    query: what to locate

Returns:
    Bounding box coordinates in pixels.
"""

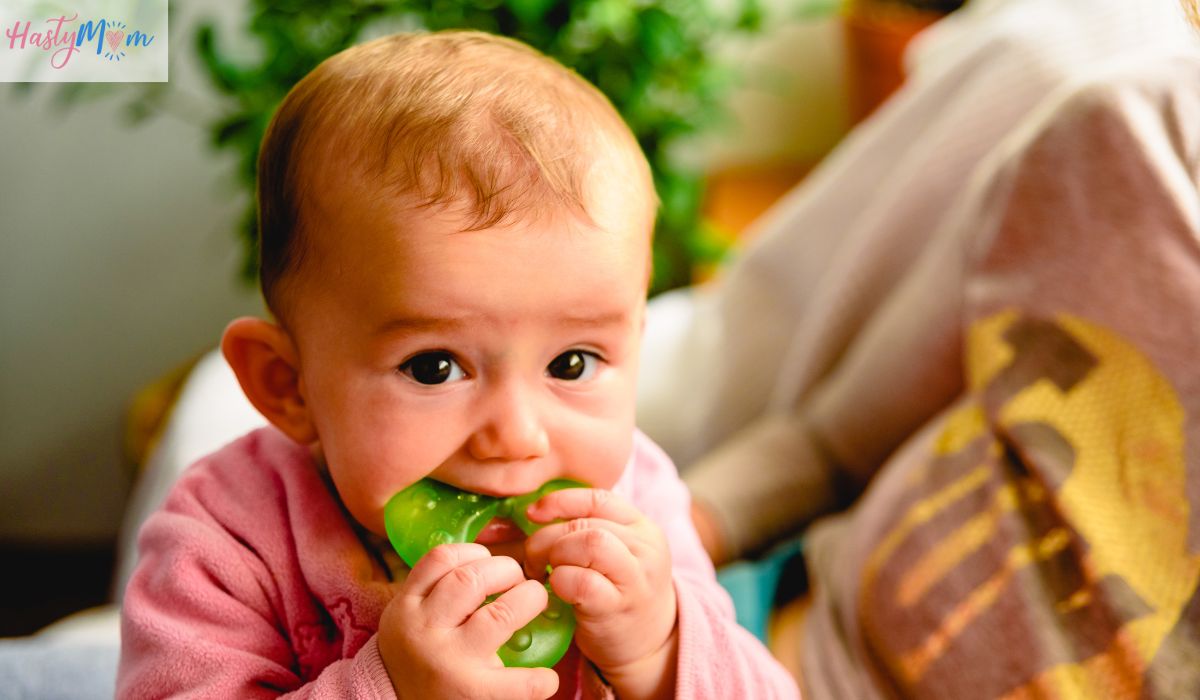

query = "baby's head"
[222,31,658,544]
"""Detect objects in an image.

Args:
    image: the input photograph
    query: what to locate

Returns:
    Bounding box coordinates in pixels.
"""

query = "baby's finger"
[463,578,549,653]
[526,488,639,526]
[423,555,527,628]
[523,518,640,579]
[472,666,560,700]
[403,543,491,597]
[550,528,640,590]
[548,565,622,614]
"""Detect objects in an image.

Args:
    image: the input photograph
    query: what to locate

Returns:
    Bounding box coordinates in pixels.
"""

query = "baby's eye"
[399,352,466,385]
[546,350,599,381]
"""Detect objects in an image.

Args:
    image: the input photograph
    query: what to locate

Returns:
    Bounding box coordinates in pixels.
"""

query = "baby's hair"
[257,30,647,317]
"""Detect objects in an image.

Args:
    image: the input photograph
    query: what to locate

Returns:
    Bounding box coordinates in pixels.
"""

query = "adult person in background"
[635,0,1200,695]
[637,0,1199,574]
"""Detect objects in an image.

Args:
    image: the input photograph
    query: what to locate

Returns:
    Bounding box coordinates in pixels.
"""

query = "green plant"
[196,0,768,296]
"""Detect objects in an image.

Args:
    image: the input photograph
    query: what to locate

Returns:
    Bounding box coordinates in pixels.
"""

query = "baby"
[116,30,797,700]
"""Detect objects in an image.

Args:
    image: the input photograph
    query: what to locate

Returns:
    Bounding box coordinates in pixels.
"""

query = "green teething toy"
[383,478,584,668]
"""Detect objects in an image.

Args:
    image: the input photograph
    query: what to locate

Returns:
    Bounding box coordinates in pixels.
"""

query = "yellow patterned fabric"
[859,312,1198,697]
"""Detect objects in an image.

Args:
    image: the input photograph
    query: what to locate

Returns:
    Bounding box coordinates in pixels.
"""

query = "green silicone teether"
[383,478,584,668]
[383,479,502,569]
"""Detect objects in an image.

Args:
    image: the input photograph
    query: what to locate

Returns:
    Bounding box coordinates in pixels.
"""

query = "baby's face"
[285,171,653,553]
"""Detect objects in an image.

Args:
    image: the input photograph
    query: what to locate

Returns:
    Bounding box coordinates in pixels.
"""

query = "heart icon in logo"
[106,30,125,52]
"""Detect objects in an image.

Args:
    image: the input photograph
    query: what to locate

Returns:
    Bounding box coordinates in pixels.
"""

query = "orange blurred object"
[695,160,817,281]
[842,0,946,124]
[704,161,816,240]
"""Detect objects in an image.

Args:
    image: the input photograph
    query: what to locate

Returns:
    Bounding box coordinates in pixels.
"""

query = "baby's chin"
[475,517,528,564]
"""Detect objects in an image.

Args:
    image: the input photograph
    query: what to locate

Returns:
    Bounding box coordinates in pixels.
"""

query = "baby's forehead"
[284,190,651,328]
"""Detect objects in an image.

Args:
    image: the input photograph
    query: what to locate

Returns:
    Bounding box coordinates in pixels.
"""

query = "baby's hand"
[376,543,560,700]
[523,489,679,700]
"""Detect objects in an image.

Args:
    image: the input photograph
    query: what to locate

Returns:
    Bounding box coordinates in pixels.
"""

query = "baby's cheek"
[571,427,634,490]
[327,471,389,536]
[323,441,423,537]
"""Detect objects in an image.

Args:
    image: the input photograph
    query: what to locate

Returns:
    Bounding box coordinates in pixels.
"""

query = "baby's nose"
[467,383,549,462]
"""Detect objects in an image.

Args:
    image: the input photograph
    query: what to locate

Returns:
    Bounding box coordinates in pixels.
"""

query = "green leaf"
[213,114,253,147]
[636,8,686,64]
[194,23,246,94]
[506,0,558,25]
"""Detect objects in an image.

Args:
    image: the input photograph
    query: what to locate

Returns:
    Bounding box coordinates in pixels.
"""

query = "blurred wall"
[0,3,846,544]
[0,0,263,544]
[694,9,848,170]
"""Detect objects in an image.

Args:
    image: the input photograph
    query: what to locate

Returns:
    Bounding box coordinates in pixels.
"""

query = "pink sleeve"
[628,432,802,699]
[280,638,395,699]
[117,477,397,699]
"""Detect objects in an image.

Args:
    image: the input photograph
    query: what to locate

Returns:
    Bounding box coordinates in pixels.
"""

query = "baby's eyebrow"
[373,315,471,336]
[373,310,630,336]
[555,310,630,327]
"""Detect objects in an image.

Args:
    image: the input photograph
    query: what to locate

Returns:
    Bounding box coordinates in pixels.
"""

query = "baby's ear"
[221,317,317,445]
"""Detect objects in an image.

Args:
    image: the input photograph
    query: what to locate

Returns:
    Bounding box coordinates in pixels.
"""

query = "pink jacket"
[118,426,798,699]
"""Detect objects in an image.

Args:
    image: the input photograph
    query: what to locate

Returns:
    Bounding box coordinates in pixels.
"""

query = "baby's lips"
[474,516,525,545]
